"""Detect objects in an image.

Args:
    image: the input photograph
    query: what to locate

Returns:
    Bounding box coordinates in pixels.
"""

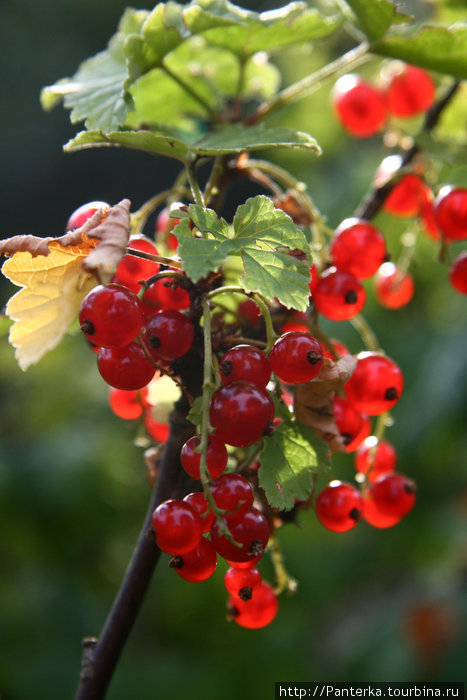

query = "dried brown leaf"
[81,199,131,284]
[273,191,313,227]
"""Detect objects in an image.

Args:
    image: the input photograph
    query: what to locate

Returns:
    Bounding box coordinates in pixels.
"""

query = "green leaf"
[64,129,190,161]
[374,23,467,79]
[187,396,203,427]
[259,420,331,510]
[176,196,311,310]
[433,82,467,146]
[194,122,321,155]
[344,0,411,41]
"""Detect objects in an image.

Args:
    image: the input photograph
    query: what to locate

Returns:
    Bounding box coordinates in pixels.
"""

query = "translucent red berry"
[354,436,397,483]
[434,186,467,241]
[155,206,180,250]
[144,412,169,443]
[229,581,278,629]
[97,342,155,390]
[383,175,428,218]
[210,473,254,519]
[449,252,467,295]
[144,276,190,311]
[183,492,214,533]
[313,268,366,321]
[385,64,435,118]
[364,472,416,527]
[209,381,274,447]
[315,481,363,533]
[344,352,403,415]
[238,298,261,325]
[113,236,160,293]
[144,310,194,360]
[374,262,415,309]
[180,435,228,480]
[210,507,270,563]
[332,74,387,138]
[66,201,108,231]
[281,311,309,334]
[269,331,323,384]
[322,338,350,361]
[331,218,386,280]
[151,499,203,555]
[169,537,217,582]
[108,388,144,420]
[224,566,262,600]
[79,284,143,348]
[333,395,364,452]
[219,345,271,389]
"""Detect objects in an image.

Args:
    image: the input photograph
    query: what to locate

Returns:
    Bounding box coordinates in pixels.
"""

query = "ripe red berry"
[434,186,467,241]
[322,338,350,361]
[144,411,169,443]
[354,436,397,483]
[224,566,262,600]
[97,342,156,390]
[79,284,143,348]
[313,268,366,321]
[155,206,180,250]
[332,74,387,138]
[144,277,190,311]
[210,473,254,519]
[238,298,261,325]
[151,499,203,555]
[209,381,274,447]
[229,581,278,629]
[66,200,108,231]
[281,311,309,334]
[362,494,402,529]
[269,331,323,384]
[385,63,435,118]
[383,175,428,218]
[219,345,271,389]
[169,537,217,582]
[315,481,363,533]
[331,218,386,280]
[108,388,144,420]
[180,435,228,480]
[374,262,415,309]
[333,395,364,452]
[210,507,270,563]
[365,472,416,525]
[113,236,160,293]
[449,252,467,295]
[344,352,404,415]
[144,309,194,361]
[183,492,214,533]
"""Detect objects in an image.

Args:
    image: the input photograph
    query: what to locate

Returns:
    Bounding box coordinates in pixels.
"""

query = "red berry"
[344,352,403,415]
[144,310,194,360]
[224,566,262,600]
[210,473,254,519]
[180,435,228,480]
[183,492,214,533]
[434,186,467,241]
[322,338,350,361]
[155,206,180,250]
[238,298,261,325]
[366,472,416,522]
[145,277,190,311]
[152,499,203,555]
[209,381,274,447]
[269,331,323,384]
[333,395,364,453]
[169,537,217,582]
[353,413,372,450]
[108,388,144,420]
[385,64,435,118]
[66,201,108,230]
[281,312,310,334]
[79,284,143,348]
[383,175,428,218]
[331,218,386,280]
[144,411,169,443]
[362,495,402,529]
[315,481,363,533]
[419,188,441,240]
[313,268,366,321]
[97,342,155,390]
[308,264,320,295]
[374,262,415,309]
[210,507,270,563]
[332,74,387,138]
[354,436,397,483]
[449,252,467,295]
[220,345,271,389]
[229,581,278,629]
[113,236,160,293]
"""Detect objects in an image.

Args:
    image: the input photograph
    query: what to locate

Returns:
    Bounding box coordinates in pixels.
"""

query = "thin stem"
[185,158,206,208]
[204,155,226,206]
[130,183,189,235]
[268,535,298,595]
[350,314,381,352]
[137,270,185,299]
[246,42,369,125]
[161,62,217,120]
[125,247,183,269]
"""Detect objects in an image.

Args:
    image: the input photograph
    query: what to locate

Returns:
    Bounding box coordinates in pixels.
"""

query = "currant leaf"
[259,419,331,510]
[343,0,411,41]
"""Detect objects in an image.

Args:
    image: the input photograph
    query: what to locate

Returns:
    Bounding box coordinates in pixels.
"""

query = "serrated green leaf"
[195,123,321,155]
[374,23,467,79]
[344,0,411,41]
[187,396,203,427]
[64,129,190,161]
[259,420,331,510]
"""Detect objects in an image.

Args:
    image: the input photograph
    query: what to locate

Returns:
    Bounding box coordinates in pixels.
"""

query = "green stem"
[185,158,206,208]
[137,270,185,299]
[162,63,216,120]
[130,183,189,235]
[350,314,381,352]
[125,247,183,270]
[268,535,297,595]
[204,155,225,206]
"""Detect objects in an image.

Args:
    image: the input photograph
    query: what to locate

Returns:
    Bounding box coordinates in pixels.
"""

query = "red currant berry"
[315,481,363,533]
[210,473,254,519]
[308,264,320,295]
[344,352,404,415]
[151,499,203,555]
[269,331,323,385]
[209,381,274,447]
[331,218,386,280]
[449,252,467,295]
[333,395,364,452]
[113,236,160,293]
[332,74,387,138]
[144,411,170,443]
[210,507,270,563]
[155,206,180,250]
[224,566,262,600]
[419,189,441,240]
[322,338,350,361]
[79,284,143,348]
[362,494,402,529]
[225,555,263,569]
[238,298,261,325]
[108,388,144,420]
[180,435,228,480]
[228,581,278,629]
[220,345,271,389]
[353,413,372,450]
[281,311,310,334]
[383,175,428,218]
[97,342,155,390]
[169,537,217,582]
[385,63,435,118]
[313,268,366,321]
[66,201,108,231]
[366,472,416,520]
[354,436,397,483]
[145,277,190,311]
[434,186,467,241]
[374,262,415,309]
[144,309,194,360]
[183,492,214,533]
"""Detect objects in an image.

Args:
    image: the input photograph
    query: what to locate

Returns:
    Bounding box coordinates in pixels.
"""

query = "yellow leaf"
[2,240,97,370]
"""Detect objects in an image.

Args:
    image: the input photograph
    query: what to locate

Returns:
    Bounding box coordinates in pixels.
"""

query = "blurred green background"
[0,0,466,698]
